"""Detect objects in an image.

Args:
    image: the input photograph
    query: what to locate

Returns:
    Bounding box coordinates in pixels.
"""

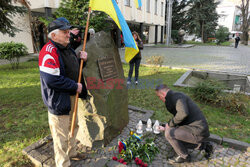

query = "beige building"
[117,0,166,44]
[0,0,166,53]
[216,0,242,34]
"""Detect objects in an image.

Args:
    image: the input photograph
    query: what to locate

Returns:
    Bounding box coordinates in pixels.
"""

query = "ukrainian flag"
[135,0,142,8]
[89,0,139,63]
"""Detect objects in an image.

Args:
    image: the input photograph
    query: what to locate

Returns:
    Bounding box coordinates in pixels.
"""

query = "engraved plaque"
[98,56,118,81]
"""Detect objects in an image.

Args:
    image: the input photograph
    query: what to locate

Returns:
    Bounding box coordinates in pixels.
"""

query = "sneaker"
[70,152,87,161]
[135,81,138,85]
[169,155,191,164]
[204,142,214,159]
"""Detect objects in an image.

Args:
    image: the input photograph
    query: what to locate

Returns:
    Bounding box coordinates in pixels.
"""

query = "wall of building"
[0,13,34,53]
[216,0,242,32]
[29,0,60,10]
[1,0,166,53]
[118,0,165,44]
[119,0,165,26]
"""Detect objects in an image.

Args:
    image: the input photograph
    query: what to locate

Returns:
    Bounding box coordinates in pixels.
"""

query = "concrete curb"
[144,44,195,48]
[128,105,250,151]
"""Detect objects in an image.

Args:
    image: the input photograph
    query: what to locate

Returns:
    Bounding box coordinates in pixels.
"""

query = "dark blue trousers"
[128,58,141,82]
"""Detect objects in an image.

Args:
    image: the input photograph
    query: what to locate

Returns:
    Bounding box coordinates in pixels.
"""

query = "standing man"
[155,84,213,163]
[235,33,240,48]
[39,19,88,167]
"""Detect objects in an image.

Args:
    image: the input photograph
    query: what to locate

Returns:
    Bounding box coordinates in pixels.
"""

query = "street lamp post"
[166,0,173,46]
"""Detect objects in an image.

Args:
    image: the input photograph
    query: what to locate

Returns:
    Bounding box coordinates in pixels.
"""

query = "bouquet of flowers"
[112,132,159,166]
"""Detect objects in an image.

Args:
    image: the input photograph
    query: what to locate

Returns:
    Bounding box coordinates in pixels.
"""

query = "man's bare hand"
[158,126,165,131]
[77,83,82,93]
[79,51,87,61]
[165,123,170,130]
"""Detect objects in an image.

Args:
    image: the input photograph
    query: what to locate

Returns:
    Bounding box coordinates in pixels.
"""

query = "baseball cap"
[48,19,72,33]
[56,17,70,24]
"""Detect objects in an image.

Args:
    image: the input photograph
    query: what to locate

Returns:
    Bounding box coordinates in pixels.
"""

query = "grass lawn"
[185,41,232,46]
[153,41,232,47]
[0,61,249,166]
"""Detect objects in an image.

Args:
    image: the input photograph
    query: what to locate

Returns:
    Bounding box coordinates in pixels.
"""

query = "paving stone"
[22,109,250,167]
[106,160,126,167]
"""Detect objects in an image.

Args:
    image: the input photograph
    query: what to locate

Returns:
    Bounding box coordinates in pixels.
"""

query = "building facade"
[0,0,166,53]
[216,0,242,34]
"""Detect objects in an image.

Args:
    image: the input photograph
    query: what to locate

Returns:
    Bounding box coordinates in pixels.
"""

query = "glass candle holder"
[146,118,152,132]
[136,120,143,134]
[153,120,160,134]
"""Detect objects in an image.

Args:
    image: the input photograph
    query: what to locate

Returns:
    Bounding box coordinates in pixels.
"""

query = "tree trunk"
[202,20,204,43]
[241,0,249,45]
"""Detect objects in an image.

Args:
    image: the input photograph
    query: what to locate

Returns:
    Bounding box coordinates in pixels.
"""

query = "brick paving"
[119,45,250,75]
[23,109,250,167]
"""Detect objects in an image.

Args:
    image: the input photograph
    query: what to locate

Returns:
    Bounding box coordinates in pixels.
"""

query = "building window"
[161,2,163,16]
[125,0,130,6]
[155,0,157,15]
[146,0,150,12]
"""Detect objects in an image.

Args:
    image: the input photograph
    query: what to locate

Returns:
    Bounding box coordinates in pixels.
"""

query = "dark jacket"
[53,42,88,99]
[165,90,210,138]
[235,36,240,43]
[130,39,143,61]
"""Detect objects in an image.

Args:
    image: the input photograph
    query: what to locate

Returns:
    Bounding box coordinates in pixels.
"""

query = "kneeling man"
[156,84,213,163]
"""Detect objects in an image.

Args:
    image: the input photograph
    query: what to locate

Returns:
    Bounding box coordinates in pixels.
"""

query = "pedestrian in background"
[127,31,143,85]
[235,33,240,48]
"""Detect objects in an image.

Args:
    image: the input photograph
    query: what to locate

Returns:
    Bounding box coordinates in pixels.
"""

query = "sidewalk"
[119,44,250,75]
[23,106,250,167]
[0,53,38,66]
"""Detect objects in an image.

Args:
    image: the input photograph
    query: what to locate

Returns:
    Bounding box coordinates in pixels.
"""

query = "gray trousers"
[165,126,206,159]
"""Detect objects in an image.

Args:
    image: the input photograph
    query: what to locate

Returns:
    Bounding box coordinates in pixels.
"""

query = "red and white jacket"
[39,40,77,115]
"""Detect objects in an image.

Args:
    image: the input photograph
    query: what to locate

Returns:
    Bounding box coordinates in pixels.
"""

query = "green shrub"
[192,80,248,114]
[218,93,248,114]
[192,80,225,104]
[215,26,229,45]
[171,30,179,44]
[146,55,164,67]
[146,55,164,73]
[0,42,28,69]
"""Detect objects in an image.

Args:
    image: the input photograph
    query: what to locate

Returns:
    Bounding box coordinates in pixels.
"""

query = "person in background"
[127,31,143,85]
[39,18,88,167]
[235,33,240,48]
[56,17,82,50]
[155,84,213,164]
[70,26,82,50]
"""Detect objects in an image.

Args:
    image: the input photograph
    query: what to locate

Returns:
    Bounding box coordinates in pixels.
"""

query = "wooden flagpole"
[70,7,92,137]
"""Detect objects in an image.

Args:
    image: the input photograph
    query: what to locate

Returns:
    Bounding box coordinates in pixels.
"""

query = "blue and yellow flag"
[89,0,139,62]
[135,0,142,8]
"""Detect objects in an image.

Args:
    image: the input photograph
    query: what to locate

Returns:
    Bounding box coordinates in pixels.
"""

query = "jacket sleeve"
[138,40,143,50]
[168,98,189,127]
[39,53,78,92]
[40,71,78,92]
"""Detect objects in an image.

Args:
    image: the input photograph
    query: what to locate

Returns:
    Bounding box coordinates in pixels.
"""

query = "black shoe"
[70,152,87,161]
[204,142,214,159]
[169,155,191,163]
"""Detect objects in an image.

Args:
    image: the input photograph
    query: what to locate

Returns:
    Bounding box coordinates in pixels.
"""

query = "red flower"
[144,163,148,167]
[123,162,127,165]
[119,158,124,163]
[118,141,124,153]
[141,162,144,166]
[112,156,118,161]
[138,159,142,165]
